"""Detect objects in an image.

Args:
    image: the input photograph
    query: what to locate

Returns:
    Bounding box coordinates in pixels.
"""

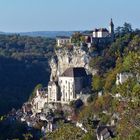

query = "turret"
[109,18,114,41]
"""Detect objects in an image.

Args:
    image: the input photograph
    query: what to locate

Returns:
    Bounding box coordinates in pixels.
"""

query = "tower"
[109,18,114,41]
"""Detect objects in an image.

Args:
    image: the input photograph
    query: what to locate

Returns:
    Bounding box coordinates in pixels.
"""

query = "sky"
[0,0,139,32]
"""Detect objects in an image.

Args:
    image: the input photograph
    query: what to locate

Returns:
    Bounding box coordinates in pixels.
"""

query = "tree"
[81,133,96,140]
[29,84,43,100]
[115,22,133,37]
[23,133,33,140]
[69,99,84,109]
[117,78,136,98]
[71,32,82,45]
[132,83,140,107]
[87,94,96,104]
[129,35,140,51]
[123,52,140,74]
[92,75,104,92]
[46,123,85,140]
[115,26,123,37]
[104,69,118,92]
[122,22,133,34]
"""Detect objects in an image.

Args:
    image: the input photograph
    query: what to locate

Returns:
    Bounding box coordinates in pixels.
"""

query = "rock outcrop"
[49,45,95,80]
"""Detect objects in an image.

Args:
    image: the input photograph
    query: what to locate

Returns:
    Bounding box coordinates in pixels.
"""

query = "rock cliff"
[49,45,96,81]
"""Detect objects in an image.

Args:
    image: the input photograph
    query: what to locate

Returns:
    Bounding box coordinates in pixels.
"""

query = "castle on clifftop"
[56,19,114,47]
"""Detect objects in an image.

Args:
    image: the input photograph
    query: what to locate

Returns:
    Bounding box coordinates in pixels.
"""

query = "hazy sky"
[0,0,139,32]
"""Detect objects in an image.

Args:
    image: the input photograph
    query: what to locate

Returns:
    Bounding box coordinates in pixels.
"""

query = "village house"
[56,36,71,47]
[93,28,109,38]
[31,87,48,113]
[116,72,133,85]
[48,81,60,102]
[96,125,116,140]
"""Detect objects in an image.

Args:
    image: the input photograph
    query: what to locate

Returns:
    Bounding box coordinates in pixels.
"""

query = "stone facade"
[32,88,48,113]
[116,72,133,85]
[48,67,92,103]
[93,28,109,38]
[48,81,60,102]
[56,36,71,47]
[93,19,114,39]
[59,67,91,103]
[81,19,115,49]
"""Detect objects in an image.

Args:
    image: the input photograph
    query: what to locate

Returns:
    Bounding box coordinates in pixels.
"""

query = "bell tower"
[109,18,114,41]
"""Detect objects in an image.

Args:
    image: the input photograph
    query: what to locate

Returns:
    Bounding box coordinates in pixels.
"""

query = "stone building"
[31,88,48,113]
[81,19,115,48]
[59,67,91,103]
[96,125,116,140]
[56,19,114,48]
[48,67,92,103]
[56,36,71,47]
[93,28,109,38]
[92,19,115,46]
[116,72,133,85]
[93,19,114,39]
[48,81,60,102]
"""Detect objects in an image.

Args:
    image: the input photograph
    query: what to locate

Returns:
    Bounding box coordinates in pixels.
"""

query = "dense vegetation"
[43,23,140,140]
[46,123,96,140]
[85,23,140,139]
[0,34,55,115]
[0,118,41,140]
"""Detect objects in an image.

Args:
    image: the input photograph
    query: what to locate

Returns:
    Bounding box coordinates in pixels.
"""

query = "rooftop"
[56,36,71,39]
[93,28,109,32]
[48,81,58,86]
[97,125,116,139]
[61,67,87,77]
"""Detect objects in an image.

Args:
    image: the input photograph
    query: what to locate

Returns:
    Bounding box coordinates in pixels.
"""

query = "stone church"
[48,67,92,103]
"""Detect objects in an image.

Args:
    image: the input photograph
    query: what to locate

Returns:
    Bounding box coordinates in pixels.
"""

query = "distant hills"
[0,31,76,38]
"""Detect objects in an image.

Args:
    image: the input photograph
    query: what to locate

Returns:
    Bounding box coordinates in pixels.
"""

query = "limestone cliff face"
[49,46,96,80]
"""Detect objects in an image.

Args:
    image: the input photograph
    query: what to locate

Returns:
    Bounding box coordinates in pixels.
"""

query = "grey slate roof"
[93,28,109,32]
[56,36,70,39]
[61,67,87,77]
[48,81,58,86]
[97,125,116,139]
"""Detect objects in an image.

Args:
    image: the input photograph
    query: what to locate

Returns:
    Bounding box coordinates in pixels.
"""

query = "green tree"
[123,52,140,74]
[29,84,43,100]
[104,69,118,92]
[71,32,82,45]
[81,133,96,140]
[46,123,85,140]
[92,75,104,92]
[115,22,133,37]
[87,94,96,104]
